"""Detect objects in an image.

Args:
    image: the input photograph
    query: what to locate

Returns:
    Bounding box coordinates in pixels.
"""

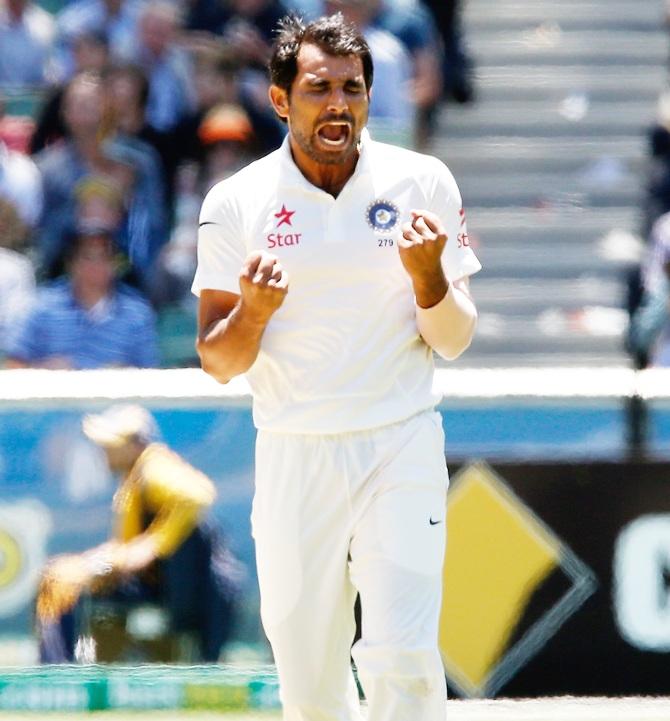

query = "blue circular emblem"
[366,199,400,232]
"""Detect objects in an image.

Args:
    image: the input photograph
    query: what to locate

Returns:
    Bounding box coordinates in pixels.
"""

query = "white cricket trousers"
[252,410,449,721]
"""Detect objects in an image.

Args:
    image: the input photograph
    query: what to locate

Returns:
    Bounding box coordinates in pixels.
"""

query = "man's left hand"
[398,209,449,308]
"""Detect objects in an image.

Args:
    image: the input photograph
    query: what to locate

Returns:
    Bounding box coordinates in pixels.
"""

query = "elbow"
[196,338,233,385]
[434,313,478,361]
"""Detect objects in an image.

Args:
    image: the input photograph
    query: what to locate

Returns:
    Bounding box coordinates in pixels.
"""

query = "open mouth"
[316,121,351,148]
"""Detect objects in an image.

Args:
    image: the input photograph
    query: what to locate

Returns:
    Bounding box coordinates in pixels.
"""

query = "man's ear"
[269,84,290,121]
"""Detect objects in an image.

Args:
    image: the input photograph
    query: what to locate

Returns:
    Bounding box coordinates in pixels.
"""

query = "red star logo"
[274,204,295,228]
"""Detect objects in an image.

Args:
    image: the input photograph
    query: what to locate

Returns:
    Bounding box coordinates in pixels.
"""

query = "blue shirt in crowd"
[6,279,159,369]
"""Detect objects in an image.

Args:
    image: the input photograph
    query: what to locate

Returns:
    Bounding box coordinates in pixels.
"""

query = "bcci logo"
[366,199,400,232]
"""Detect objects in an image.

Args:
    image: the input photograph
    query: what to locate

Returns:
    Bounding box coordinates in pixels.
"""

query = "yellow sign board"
[439,463,596,697]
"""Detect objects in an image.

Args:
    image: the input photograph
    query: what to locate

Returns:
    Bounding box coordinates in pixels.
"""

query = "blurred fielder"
[36,404,240,663]
[194,13,481,721]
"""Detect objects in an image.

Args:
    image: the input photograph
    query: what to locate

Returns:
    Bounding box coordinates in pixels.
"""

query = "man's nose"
[326,86,348,113]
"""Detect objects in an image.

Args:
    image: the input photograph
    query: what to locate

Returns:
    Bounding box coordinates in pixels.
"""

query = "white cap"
[82,404,158,448]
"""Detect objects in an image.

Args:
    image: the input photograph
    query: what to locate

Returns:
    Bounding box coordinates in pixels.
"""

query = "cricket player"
[193,13,481,721]
[36,404,239,663]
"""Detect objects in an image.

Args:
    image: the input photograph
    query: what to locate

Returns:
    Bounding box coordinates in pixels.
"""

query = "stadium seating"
[433,0,666,367]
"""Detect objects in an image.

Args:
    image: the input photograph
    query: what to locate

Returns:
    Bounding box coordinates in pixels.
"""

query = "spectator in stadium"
[0,199,36,359]
[0,0,56,87]
[30,29,111,153]
[54,0,142,80]
[197,103,257,188]
[0,99,43,231]
[4,228,159,369]
[324,0,415,145]
[104,62,175,206]
[33,71,115,277]
[122,0,195,133]
[171,44,284,169]
[187,0,290,121]
[642,89,670,239]
[100,74,171,287]
[219,0,289,68]
[36,404,241,663]
[103,139,170,289]
[149,103,257,310]
[187,0,288,67]
[34,71,169,286]
[377,0,445,147]
[0,104,42,356]
[74,174,126,240]
[0,118,42,356]
[423,0,475,105]
[628,212,670,367]
[54,172,139,287]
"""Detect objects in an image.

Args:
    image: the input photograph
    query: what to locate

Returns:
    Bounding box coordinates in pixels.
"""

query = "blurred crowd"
[0,0,474,370]
[625,1,670,368]
[629,95,670,367]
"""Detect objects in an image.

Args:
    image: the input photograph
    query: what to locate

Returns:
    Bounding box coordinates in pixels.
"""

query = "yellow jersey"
[112,443,216,558]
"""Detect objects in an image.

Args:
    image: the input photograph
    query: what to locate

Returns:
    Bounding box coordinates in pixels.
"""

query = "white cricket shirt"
[192,131,481,434]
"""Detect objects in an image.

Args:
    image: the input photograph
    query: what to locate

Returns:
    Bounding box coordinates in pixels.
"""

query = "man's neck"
[288,136,359,198]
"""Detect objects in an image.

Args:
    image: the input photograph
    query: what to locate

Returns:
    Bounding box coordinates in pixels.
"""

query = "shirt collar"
[65,280,115,320]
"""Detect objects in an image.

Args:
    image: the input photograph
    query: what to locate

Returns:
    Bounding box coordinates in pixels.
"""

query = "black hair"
[269,13,373,95]
[73,28,109,48]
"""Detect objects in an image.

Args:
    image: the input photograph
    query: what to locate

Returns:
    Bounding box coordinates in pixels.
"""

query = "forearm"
[399,210,478,360]
[143,504,202,558]
[197,300,270,384]
[412,266,449,310]
[109,504,202,573]
[416,280,478,360]
[108,535,160,575]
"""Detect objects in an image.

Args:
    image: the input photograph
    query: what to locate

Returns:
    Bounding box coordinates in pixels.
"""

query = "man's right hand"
[197,252,289,384]
[239,251,289,323]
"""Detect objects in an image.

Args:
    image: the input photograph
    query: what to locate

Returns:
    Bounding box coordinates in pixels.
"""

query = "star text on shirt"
[268,205,301,248]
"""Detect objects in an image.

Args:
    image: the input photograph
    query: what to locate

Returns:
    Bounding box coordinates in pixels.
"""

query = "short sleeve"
[142,447,216,509]
[427,159,482,283]
[140,446,217,557]
[191,179,246,297]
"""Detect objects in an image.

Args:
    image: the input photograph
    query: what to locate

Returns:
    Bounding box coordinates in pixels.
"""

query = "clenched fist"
[398,209,449,309]
[239,250,289,323]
